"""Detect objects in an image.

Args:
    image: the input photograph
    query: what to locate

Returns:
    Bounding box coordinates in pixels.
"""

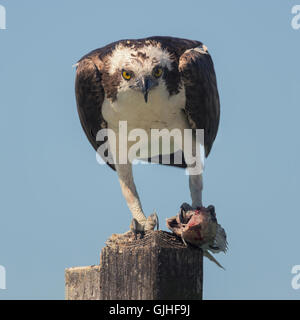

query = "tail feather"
[203,250,225,270]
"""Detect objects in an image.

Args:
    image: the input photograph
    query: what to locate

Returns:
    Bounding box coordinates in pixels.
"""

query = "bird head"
[123,65,162,103]
[107,42,174,103]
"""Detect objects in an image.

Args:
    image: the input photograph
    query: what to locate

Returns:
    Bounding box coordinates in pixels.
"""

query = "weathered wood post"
[65,231,203,300]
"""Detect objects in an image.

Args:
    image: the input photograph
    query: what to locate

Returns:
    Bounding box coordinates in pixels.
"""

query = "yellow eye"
[122,70,132,80]
[153,67,163,78]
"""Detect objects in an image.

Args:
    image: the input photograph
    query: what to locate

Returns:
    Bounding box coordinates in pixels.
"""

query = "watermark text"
[0,4,6,30]
[291,265,300,290]
[95,121,204,175]
[291,5,300,30]
[0,265,6,290]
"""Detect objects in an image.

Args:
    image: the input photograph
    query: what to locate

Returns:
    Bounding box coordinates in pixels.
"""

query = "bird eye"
[153,67,163,78]
[122,70,132,80]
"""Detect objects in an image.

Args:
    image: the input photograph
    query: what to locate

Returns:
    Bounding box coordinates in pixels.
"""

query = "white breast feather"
[102,84,189,158]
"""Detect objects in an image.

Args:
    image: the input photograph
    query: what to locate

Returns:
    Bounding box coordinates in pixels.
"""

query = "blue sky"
[0,0,300,299]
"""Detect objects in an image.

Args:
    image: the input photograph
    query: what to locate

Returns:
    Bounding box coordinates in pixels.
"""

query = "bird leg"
[185,134,204,209]
[188,173,203,208]
[116,163,159,235]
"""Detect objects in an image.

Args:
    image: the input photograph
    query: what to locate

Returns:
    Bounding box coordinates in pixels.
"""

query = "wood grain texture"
[65,265,101,300]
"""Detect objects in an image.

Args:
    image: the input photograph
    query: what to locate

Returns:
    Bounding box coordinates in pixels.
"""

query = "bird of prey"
[75,36,220,235]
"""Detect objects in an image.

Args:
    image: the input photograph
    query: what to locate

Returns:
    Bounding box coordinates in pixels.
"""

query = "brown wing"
[75,53,116,170]
[179,46,220,157]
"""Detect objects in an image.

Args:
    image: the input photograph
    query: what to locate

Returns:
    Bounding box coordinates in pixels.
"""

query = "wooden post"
[65,265,101,300]
[65,231,203,300]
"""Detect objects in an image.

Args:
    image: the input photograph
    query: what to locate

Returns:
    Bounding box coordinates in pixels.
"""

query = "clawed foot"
[165,202,227,269]
[180,202,216,222]
[179,203,193,224]
[179,202,227,253]
[130,212,159,239]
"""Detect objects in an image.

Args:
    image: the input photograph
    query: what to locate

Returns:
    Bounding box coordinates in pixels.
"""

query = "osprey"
[75,36,220,235]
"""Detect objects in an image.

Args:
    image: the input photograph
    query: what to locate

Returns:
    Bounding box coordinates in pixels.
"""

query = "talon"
[207,205,216,220]
[145,212,159,231]
[180,202,193,212]
[153,212,159,230]
[179,203,193,224]
[179,208,186,224]
[130,218,144,239]
[130,218,138,239]
[207,205,215,214]
[181,235,188,246]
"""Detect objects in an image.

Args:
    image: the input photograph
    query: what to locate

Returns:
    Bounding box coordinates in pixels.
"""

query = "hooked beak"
[139,76,156,103]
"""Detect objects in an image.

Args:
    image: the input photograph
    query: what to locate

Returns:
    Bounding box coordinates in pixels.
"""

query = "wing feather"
[75,54,116,170]
[179,46,220,157]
